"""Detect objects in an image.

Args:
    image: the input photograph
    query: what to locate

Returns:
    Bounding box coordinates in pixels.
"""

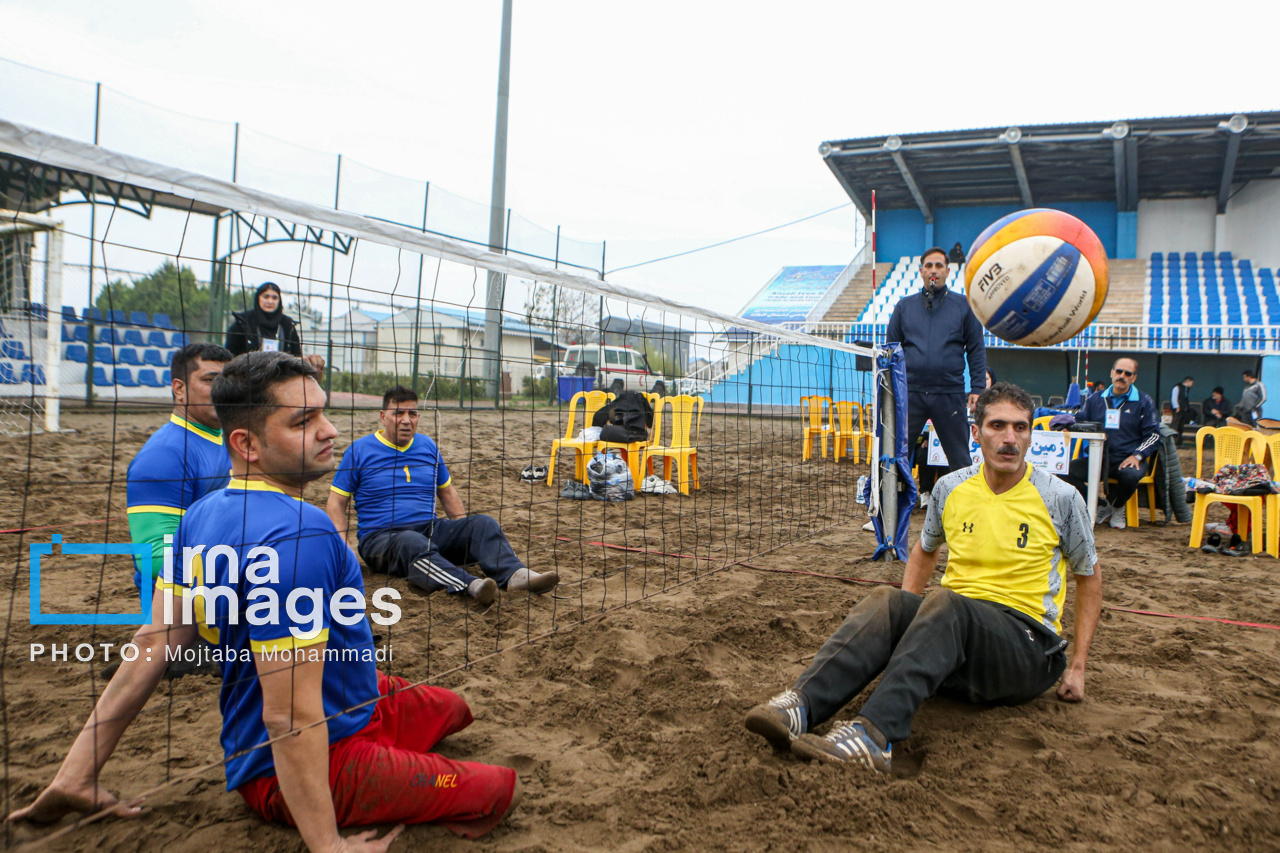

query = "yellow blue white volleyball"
[964,208,1109,347]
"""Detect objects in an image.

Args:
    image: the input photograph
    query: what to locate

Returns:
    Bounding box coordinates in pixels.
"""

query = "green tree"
[95,261,211,332]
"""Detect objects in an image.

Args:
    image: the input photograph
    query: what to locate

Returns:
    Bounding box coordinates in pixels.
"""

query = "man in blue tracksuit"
[1069,356,1160,529]
[886,247,988,489]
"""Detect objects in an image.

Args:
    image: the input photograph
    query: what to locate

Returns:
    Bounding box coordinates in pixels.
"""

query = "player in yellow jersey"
[745,383,1102,772]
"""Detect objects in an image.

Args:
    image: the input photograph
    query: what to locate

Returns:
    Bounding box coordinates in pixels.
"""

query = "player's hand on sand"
[329,825,404,853]
[7,781,140,824]
[1056,668,1085,702]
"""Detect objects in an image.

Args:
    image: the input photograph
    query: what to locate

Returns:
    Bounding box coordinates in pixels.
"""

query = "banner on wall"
[737,266,844,326]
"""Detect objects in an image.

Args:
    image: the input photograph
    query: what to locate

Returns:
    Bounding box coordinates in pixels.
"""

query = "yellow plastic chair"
[1188,427,1266,553]
[801,395,833,461]
[1261,433,1280,558]
[548,390,614,486]
[1032,415,1053,430]
[642,395,704,494]
[832,401,870,463]
[1108,454,1159,528]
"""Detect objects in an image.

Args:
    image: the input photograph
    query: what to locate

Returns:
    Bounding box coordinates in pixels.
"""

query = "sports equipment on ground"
[964,208,1109,347]
[744,689,808,749]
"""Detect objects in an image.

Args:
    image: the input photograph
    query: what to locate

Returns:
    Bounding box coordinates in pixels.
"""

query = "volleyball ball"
[964,209,1109,346]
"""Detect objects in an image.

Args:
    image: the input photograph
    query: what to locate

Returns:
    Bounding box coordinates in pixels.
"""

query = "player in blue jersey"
[10,353,520,851]
[126,343,233,592]
[326,385,557,605]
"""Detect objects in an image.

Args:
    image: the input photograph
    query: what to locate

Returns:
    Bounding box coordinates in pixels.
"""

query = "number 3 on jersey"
[1016,523,1029,548]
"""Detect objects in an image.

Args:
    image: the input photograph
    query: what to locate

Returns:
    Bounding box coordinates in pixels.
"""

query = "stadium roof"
[820,112,1280,219]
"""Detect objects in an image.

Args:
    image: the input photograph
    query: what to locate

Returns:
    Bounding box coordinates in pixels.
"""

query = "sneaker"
[520,465,548,482]
[1108,507,1127,529]
[506,567,559,593]
[1094,503,1113,526]
[862,520,876,532]
[744,689,808,750]
[919,494,930,512]
[792,720,892,772]
[559,480,592,500]
[641,475,677,495]
[468,577,498,605]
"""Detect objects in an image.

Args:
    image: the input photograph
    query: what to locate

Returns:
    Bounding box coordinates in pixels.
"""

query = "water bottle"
[856,475,868,505]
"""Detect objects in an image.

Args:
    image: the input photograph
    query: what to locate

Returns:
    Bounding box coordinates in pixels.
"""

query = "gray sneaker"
[1094,503,1113,525]
[792,720,892,772]
[468,577,498,605]
[744,689,808,750]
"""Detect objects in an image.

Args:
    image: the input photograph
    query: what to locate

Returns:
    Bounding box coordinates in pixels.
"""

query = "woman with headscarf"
[225,282,324,369]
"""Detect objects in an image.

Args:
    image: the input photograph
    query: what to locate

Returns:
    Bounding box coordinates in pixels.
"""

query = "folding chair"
[547,390,614,485]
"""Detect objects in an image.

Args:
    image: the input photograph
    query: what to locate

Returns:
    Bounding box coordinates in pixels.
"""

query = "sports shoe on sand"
[744,689,808,749]
[792,720,892,772]
[1094,503,1113,526]
[1108,507,1127,529]
[468,577,498,605]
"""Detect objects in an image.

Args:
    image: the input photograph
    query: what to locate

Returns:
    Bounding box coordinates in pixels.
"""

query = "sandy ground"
[1,404,1278,852]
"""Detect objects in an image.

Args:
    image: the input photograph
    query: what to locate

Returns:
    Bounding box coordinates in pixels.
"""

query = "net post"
[43,223,63,433]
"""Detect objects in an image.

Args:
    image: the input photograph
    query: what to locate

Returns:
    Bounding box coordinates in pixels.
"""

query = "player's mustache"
[997,444,1018,454]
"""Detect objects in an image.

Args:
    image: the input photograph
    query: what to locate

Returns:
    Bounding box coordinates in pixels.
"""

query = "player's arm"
[127,510,182,580]
[438,483,465,519]
[325,489,352,542]
[8,587,196,824]
[901,539,940,595]
[254,645,344,852]
[1058,565,1103,702]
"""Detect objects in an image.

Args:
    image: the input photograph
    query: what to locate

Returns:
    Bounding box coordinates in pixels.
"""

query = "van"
[556,344,663,394]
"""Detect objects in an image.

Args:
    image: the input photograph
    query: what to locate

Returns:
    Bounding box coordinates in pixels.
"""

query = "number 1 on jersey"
[404,466,410,483]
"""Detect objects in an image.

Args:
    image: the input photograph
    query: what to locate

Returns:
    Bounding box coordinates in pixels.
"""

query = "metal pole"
[85,82,102,407]
[495,206,511,407]
[44,224,64,432]
[325,154,341,394]
[411,182,429,389]
[548,225,560,405]
[483,0,514,401]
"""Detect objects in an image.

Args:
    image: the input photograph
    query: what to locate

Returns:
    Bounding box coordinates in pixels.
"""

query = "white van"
[556,344,662,393]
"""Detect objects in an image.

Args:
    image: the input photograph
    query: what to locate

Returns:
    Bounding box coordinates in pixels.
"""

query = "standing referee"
[887,247,988,489]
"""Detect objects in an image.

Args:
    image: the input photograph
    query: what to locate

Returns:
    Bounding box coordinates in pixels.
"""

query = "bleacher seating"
[0,305,187,391]
[1146,251,1275,328]
[856,256,967,323]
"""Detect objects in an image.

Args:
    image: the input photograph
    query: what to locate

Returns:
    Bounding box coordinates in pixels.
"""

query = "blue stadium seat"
[115,367,139,388]
[130,311,150,326]
[1,340,25,360]
[152,313,174,329]
[1150,252,1164,263]
[0,363,17,384]
[93,366,113,387]
[83,308,104,323]
[170,332,189,347]
[28,303,47,319]
[61,306,78,323]
[22,364,45,385]
[147,330,170,349]
[138,368,165,387]
[93,345,114,365]
[162,369,171,384]
[117,347,142,366]
[65,344,88,363]
[143,348,168,367]
[1219,251,1234,264]
[123,329,145,347]
[98,327,122,346]
[109,309,127,325]
[61,325,77,343]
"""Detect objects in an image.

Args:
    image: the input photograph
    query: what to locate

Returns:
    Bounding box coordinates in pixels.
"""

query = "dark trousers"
[1067,453,1148,509]
[1171,408,1191,447]
[907,390,972,476]
[792,587,1066,744]
[358,515,524,594]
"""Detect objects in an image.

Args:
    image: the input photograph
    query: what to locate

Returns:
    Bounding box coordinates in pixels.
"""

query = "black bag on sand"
[593,391,655,443]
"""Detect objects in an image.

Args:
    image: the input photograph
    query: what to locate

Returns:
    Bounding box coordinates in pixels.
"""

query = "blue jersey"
[169,479,378,791]
[330,431,451,541]
[127,415,231,586]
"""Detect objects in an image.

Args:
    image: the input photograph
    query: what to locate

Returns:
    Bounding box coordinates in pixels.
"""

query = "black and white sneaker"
[744,689,809,750]
[792,720,892,772]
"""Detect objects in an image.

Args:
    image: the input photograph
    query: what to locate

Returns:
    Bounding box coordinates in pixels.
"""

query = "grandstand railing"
[843,322,1280,353]
[804,243,869,326]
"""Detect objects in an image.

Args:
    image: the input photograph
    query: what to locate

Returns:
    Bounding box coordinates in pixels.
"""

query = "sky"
[2,0,1277,321]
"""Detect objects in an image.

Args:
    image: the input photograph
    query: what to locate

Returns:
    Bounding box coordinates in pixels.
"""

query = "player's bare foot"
[7,780,139,824]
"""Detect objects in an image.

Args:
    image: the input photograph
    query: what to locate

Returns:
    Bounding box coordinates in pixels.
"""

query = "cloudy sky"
[2,0,1275,319]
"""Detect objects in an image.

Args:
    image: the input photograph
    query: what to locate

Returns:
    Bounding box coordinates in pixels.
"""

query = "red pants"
[239,673,517,839]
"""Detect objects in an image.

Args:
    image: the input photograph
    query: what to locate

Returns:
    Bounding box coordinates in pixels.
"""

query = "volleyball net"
[0,116,891,841]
